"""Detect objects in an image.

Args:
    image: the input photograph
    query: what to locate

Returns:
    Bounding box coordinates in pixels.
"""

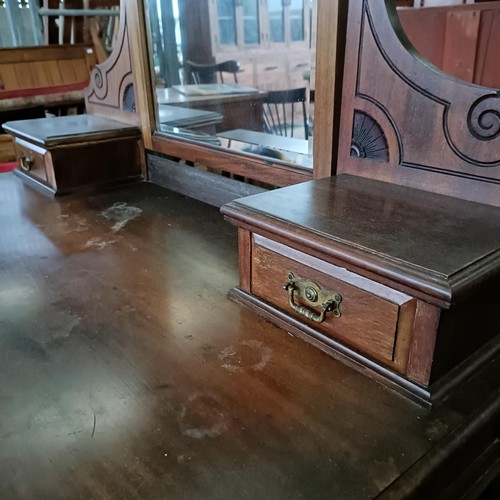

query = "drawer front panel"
[251,235,415,365]
[14,138,49,184]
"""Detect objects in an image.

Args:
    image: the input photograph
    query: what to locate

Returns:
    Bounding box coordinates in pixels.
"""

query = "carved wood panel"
[337,0,500,206]
[84,0,139,124]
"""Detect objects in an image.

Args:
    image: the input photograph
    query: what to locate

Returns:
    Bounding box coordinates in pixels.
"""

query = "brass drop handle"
[19,154,34,172]
[283,272,341,324]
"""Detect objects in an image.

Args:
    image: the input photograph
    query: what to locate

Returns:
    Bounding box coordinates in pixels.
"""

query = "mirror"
[394,0,500,89]
[145,0,316,173]
[0,1,120,156]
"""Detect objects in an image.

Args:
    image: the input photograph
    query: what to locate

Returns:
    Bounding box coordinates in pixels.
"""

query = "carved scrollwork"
[94,68,104,89]
[84,0,136,118]
[467,94,500,141]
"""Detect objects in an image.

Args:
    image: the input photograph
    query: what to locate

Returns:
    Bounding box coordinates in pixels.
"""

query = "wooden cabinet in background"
[398,1,500,88]
[179,0,313,92]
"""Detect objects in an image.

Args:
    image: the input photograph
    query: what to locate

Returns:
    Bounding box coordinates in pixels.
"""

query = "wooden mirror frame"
[97,0,346,187]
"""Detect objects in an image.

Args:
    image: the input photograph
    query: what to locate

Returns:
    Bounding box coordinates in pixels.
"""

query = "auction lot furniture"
[221,0,500,407]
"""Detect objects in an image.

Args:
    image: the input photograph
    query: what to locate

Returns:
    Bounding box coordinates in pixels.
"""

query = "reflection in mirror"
[0,1,120,164]
[395,0,500,89]
[145,0,316,172]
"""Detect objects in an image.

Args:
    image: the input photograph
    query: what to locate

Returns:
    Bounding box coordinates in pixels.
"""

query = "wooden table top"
[2,114,141,146]
[156,85,267,106]
[223,174,500,303]
[0,172,498,499]
[158,104,223,127]
[218,128,310,155]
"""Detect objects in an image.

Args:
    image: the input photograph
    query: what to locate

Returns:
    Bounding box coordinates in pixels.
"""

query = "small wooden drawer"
[14,138,51,186]
[251,235,416,369]
[3,115,143,196]
[222,175,500,405]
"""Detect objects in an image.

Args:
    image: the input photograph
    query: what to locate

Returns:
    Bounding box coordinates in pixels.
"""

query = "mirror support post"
[126,0,156,150]
[313,0,348,179]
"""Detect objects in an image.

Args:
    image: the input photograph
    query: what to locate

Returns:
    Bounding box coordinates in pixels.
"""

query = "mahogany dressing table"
[0,0,498,497]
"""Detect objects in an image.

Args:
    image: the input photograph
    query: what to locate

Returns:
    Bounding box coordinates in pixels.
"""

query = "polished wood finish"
[3,115,143,196]
[126,0,156,149]
[147,154,266,207]
[0,173,498,498]
[225,176,500,304]
[222,174,500,403]
[312,0,348,179]
[251,234,414,366]
[151,134,312,188]
[337,0,500,206]
[0,134,15,163]
[407,301,441,387]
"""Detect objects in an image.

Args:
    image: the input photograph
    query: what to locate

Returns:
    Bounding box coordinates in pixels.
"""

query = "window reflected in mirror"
[145,0,316,172]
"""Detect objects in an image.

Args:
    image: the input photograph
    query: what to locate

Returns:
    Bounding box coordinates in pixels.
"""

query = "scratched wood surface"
[0,173,498,499]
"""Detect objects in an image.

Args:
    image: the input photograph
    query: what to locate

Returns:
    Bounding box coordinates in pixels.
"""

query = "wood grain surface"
[0,172,498,498]
[251,235,411,365]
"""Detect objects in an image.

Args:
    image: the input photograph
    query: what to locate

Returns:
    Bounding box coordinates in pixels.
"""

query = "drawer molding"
[228,287,432,407]
[252,234,416,367]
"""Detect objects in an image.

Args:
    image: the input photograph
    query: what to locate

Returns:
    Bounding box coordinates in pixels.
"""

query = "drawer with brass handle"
[283,272,342,324]
[222,174,500,405]
[3,115,143,196]
[250,234,416,369]
[14,138,51,185]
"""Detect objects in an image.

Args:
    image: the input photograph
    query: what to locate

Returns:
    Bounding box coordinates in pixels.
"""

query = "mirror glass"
[395,0,499,89]
[0,1,119,126]
[145,0,317,172]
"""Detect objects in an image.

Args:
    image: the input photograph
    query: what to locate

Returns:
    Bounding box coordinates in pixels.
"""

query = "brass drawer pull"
[19,154,34,172]
[283,272,342,323]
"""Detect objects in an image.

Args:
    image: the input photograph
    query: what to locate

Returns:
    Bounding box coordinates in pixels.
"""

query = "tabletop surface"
[158,104,223,127]
[0,173,498,499]
[227,174,500,280]
[2,114,140,146]
[156,85,267,105]
[218,128,309,156]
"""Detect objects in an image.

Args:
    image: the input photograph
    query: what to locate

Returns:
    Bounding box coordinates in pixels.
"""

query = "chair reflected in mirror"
[184,60,240,84]
[263,87,308,139]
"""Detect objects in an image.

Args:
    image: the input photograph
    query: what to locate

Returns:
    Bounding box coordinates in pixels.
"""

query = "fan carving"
[122,84,136,112]
[350,111,389,162]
